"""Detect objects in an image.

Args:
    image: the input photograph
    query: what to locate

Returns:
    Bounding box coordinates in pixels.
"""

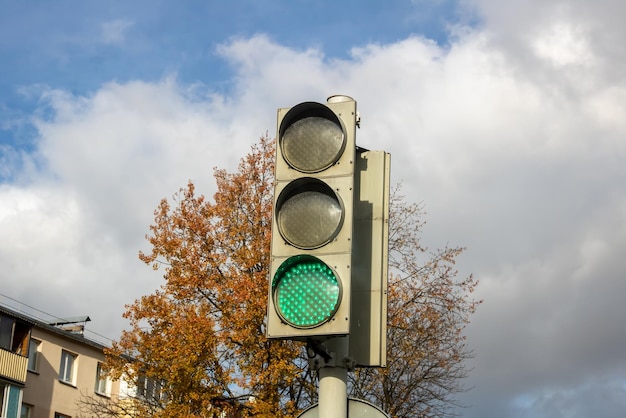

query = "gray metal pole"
[318,337,349,418]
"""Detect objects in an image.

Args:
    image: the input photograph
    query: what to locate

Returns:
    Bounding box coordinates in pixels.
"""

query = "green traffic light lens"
[272,255,341,328]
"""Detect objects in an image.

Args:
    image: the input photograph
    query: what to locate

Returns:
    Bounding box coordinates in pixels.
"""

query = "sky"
[1,0,625,416]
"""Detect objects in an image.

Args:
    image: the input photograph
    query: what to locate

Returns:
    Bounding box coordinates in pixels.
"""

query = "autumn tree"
[87,134,479,418]
[96,135,311,418]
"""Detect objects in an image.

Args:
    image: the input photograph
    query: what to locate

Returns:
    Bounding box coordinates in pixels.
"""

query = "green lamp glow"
[272,255,341,328]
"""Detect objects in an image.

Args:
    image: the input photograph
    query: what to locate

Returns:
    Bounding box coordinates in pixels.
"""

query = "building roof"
[0,303,108,351]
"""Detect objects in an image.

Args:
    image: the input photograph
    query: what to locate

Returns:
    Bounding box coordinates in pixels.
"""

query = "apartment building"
[0,304,121,418]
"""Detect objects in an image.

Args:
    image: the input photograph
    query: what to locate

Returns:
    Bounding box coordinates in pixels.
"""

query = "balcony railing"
[0,348,28,384]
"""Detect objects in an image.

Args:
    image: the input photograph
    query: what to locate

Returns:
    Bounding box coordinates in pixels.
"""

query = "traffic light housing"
[267,97,357,339]
[349,150,390,367]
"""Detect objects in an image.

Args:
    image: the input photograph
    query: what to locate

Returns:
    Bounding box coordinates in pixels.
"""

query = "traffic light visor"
[272,255,342,328]
[275,178,344,249]
[279,102,345,173]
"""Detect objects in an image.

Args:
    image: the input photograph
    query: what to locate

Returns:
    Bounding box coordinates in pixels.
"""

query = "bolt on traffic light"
[267,96,357,339]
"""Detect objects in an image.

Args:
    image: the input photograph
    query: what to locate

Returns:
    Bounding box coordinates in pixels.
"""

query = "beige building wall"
[22,327,121,418]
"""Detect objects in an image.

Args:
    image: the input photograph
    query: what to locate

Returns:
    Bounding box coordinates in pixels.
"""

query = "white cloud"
[532,22,594,68]
[1,77,266,339]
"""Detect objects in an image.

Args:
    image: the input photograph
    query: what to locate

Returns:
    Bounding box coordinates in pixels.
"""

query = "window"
[136,374,164,401]
[0,315,30,355]
[59,350,77,384]
[95,363,111,396]
[0,317,13,350]
[54,413,71,418]
[21,404,33,418]
[27,339,41,372]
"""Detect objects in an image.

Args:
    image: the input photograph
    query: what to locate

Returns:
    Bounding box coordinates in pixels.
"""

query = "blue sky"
[0,0,464,148]
[2,1,626,417]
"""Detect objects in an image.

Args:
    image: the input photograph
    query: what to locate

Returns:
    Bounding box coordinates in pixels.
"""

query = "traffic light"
[267,96,357,339]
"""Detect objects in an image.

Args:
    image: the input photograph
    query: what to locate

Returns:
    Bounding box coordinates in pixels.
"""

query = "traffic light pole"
[318,337,349,418]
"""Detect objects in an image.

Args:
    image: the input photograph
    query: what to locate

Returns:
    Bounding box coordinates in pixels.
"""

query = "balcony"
[0,348,28,384]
